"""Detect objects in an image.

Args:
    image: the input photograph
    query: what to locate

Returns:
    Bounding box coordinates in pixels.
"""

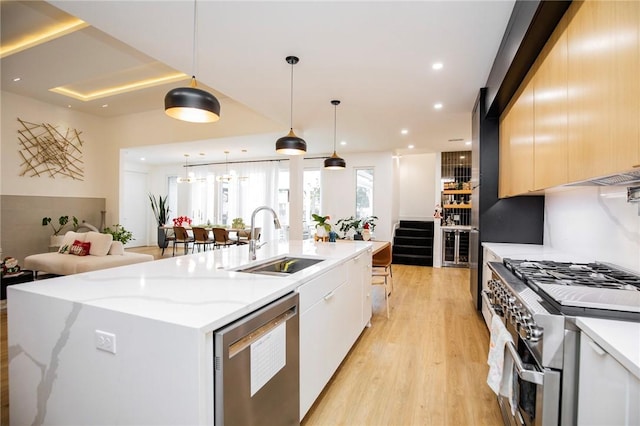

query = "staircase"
[392,220,434,266]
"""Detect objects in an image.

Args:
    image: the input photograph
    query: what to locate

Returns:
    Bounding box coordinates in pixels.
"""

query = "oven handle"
[505,341,544,385]
[482,291,544,386]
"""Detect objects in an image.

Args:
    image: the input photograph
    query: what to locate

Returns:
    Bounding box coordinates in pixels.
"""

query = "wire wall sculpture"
[17,118,84,180]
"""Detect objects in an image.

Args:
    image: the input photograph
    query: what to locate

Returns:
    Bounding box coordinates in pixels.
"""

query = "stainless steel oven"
[484,258,640,426]
[481,288,561,426]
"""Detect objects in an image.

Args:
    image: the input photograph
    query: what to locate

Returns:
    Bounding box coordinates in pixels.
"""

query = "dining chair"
[161,227,176,256]
[172,226,194,256]
[212,228,235,249]
[372,243,393,293]
[237,227,261,245]
[192,227,213,252]
[372,243,393,318]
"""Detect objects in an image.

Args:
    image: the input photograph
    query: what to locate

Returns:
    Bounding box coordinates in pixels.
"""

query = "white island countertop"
[8,240,372,333]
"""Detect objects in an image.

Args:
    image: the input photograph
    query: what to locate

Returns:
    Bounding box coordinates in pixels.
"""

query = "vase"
[353,232,363,241]
[316,227,327,239]
[157,226,169,248]
[99,210,106,232]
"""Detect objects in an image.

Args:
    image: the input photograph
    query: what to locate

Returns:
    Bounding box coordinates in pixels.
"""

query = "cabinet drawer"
[297,262,347,312]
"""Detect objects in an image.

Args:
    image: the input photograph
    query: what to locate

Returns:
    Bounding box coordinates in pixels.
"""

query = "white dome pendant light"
[164,0,221,123]
[276,56,307,155]
[324,100,346,169]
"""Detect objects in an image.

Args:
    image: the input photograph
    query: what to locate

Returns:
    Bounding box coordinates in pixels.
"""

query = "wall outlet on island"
[95,330,117,354]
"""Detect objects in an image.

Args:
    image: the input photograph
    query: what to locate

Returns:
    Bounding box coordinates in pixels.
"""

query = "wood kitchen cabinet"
[566,0,640,182]
[578,333,640,425]
[499,72,535,197]
[534,13,569,190]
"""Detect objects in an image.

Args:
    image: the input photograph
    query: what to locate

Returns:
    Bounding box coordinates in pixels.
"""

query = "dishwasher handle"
[228,307,297,358]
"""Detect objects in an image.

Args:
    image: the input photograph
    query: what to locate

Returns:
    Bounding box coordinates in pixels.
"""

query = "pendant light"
[164,0,221,123]
[217,151,233,182]
[276,56,307,155]
[324,100,346,169]
[177,154,195,183]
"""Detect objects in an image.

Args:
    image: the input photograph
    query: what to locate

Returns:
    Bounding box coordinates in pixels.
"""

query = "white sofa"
[25,231,154,276]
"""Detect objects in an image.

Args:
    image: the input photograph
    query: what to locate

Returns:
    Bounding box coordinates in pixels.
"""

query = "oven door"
[482,290,561,426]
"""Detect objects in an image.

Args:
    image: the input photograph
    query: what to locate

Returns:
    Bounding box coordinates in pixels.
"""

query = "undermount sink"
[235,256,325,277]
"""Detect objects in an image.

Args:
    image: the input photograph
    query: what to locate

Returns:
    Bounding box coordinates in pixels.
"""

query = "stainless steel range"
[483,259,640,426]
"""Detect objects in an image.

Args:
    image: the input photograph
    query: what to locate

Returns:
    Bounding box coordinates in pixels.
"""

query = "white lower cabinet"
[578,333,640,425]
[298,253,371,420]
[349,249,372,329]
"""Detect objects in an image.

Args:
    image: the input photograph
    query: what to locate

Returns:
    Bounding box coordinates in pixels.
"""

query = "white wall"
[544,186,640,273]
[397,153,437,219]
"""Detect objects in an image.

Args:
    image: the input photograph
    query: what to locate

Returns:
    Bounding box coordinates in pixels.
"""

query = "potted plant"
[103,224,134,245]
[149,194,170,248]
[336,215,378,240]
[231,217,246,229]
[311,214,331,239]
[42,215,79,247]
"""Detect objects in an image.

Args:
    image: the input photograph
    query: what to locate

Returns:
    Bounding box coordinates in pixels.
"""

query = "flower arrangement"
[1,257,21,276]
[311,214,332,232]
[173,216,192,227]
[103,224,134,245]
[231,217,246,229]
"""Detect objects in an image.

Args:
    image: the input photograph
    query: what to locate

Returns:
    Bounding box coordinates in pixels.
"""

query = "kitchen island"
[8,240,373,425]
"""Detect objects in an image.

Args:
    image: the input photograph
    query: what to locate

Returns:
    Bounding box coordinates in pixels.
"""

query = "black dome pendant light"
[324,100,346,170]
[276,56,307,155]
[164,0,220,123]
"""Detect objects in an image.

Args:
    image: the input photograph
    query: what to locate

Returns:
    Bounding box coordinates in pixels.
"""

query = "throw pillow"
[108,241,125,256]
[59,231,87,252]
[69,240,91,256]
[85,231,113,256]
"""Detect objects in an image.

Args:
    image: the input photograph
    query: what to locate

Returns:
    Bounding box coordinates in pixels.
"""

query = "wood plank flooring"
[0,246,501,426]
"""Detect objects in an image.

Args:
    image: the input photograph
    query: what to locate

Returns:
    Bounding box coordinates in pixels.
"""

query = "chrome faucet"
[249,206,282,260]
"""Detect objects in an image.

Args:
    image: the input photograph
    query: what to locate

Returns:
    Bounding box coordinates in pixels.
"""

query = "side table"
[1,270,35,300]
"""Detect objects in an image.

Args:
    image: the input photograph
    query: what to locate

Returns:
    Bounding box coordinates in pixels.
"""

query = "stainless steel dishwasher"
[214,292,300,425]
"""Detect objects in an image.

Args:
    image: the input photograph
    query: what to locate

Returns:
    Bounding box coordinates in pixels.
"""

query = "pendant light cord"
[289,61,294,130]
[333,103,337,152]
[191,0,197,79]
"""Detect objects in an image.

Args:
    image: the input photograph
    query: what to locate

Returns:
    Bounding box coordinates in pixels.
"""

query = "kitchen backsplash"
[544,186,640,273]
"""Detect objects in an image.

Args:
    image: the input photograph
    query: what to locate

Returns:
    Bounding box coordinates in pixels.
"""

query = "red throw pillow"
[70,240,91,256]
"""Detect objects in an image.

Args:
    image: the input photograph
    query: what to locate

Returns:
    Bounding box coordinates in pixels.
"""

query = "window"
[303,169,321,239]
[355,168,374,218]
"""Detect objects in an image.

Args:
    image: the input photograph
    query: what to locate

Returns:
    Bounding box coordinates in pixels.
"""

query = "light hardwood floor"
[1,247,501,426]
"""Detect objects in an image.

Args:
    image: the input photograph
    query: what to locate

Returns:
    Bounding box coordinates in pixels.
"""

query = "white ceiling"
[2,0,515,165]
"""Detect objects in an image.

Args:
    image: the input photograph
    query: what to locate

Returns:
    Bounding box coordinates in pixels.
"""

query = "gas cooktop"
[502,259,640,320]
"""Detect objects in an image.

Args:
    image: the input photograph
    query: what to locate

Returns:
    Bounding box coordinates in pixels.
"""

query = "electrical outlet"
[95,330,116,354]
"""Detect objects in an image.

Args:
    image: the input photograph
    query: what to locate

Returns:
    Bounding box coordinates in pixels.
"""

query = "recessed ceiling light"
[465,141,472,146]
[67,105,72,108]
[432,62,443,70]
[140,157,146,161]
[12,77,21,82]
[101,104,108,108]
[401,129,409,135]
[460,155,465,159]
[408,145,415,149]
[434,103,443,110]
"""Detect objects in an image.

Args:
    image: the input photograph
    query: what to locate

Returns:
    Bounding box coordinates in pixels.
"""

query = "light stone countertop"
[576,317,640,380]
[482,242,594,263]
[8,240,372,333]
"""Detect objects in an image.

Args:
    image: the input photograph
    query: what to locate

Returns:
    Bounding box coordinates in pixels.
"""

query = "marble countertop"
[8,240,371,332]
[482,242,594,263]
[576,317,640,379]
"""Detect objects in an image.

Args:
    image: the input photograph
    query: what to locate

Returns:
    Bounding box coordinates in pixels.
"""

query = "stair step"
[392,253,433,266]
[395,228,432,238]
[394,236,432,246]
[398,220,434,230]
[393,244,432,255]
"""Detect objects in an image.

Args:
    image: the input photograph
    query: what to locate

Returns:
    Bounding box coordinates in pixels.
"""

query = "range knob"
[529,326,543,342]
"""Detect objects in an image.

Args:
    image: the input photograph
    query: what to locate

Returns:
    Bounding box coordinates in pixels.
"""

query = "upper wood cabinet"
[499,0,640,197]
[534,14,568,190]
[567,0,640,181]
